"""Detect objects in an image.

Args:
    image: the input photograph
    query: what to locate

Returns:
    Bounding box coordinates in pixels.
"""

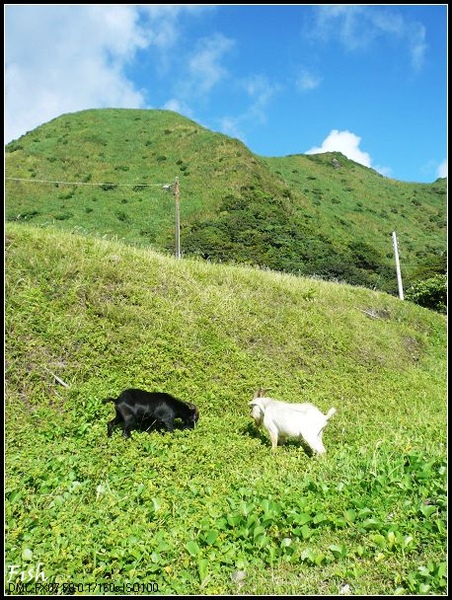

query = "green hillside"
[5,224,446,595]
[5,108,282,244]
[5,108,446,298]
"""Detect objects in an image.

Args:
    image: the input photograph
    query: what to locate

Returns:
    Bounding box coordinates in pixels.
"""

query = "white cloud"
[216,75,279,145]
[140,4,213,50]
[244,75,279,123]
[407,23,427,72]
[5,6,148,142]
[421,158,448,181]
[162,33,236,128]
[187,34,235,94]
[296,69,322,92]
[310,5,427,71]
[306,130,371,166]
[4,4,210,143]
[306,129,393,177]
[437,159,447,178]
[163,98,195,120]
[139,5,199,50]
[373,164,393,178]
[219,116,246,142]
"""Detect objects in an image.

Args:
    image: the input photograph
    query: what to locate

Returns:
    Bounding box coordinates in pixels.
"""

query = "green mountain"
[5,108,446,296]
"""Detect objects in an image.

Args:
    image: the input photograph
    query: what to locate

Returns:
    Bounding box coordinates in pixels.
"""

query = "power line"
[5,177,167,187]
[7,174,183,259]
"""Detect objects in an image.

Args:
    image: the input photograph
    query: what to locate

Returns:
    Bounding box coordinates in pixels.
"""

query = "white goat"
[249,389,336,453]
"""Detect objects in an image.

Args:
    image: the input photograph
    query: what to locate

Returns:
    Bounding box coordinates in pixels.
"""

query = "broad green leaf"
[344,509,356,522]
[204,530,218,545]
[186,541,200,557]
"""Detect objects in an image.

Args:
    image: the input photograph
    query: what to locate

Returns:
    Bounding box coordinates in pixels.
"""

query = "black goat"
[103,389,199,438]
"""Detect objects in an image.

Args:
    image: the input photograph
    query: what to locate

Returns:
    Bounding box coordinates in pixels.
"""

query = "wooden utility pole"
[174,177,181,259]
[392,231,404,300]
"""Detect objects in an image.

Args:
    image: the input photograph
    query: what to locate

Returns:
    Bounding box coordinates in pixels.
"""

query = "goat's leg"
[268,428,279,450]
[162,419,174,433]
[107,415,123,438]
[121,415,135,438]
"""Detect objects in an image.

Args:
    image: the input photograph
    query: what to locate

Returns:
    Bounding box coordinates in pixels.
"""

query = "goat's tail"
[102,397,116,404]
[325,407,337,420]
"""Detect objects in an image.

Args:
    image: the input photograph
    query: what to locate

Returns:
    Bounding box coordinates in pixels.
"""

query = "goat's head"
[185,403,199,428]
[249,398,265,427]
[253,387,271,400]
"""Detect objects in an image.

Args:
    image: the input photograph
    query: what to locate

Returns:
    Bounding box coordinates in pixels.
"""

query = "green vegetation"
[5,224,446,595]
[5,109,446,308]
[405,275,447,314]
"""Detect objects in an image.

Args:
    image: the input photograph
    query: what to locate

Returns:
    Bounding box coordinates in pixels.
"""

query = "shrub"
[115,210,130,223]
[54,211,74,221]
[405,275,447,314]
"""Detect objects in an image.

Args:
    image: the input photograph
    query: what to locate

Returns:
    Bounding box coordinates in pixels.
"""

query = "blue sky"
[5,4,447,183]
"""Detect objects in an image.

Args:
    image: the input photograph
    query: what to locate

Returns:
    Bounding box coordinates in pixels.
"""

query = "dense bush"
[182,193,396,293]
[405,275,447,314]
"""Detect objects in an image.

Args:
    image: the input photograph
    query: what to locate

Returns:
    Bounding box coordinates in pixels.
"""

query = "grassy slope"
[5,109,280,248]
[5,224,446,595]
[263,152,447,279]
[5,109,446,285]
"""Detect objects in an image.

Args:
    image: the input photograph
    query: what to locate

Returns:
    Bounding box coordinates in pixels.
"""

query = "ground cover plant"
[5,224,447,595]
